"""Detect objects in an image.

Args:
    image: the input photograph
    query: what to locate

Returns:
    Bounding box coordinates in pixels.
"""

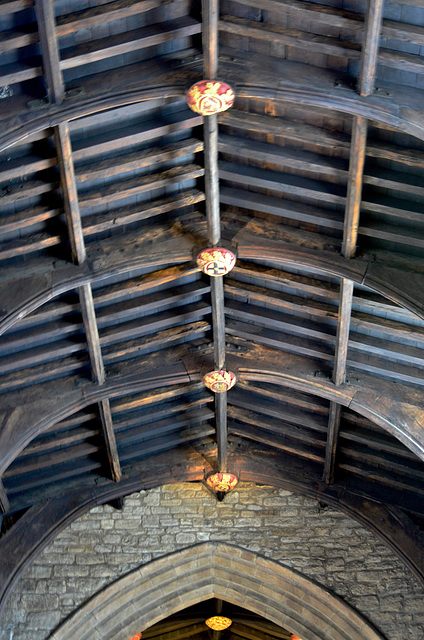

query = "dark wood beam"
[54,120,121,483]
[0,226,200,338]
[212,277,226,370]
[204,116,220,245]
[323,278,354,485]
[2,342,424,481]
[55,0,164,37]
[54,122,86,263]
[202,0,229,474]
[202,0,218,80]
[358,0,385,97]
[325,114,367,485]
[322,402,341,485]
[3,221,424,340]
[228,343,424,461]
[342,116,368,259]
[78,284,105,385]
[233,224,424,322]
[99,399,122,483]
[34,0,65,103]
[333,279,354,387]
[216,392,227,472]
[0,354,199,477]
[59,17,200,71]
[219,15,361,59]
[0,480,10,513]
[3,58,424,155]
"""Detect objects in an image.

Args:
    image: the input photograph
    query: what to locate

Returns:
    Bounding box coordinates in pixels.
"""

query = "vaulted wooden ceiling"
[1,0,424,616]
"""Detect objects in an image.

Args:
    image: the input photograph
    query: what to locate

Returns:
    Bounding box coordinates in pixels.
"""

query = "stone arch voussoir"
[50,543,385,640]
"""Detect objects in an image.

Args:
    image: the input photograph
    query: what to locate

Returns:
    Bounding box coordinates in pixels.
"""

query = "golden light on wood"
[186,80,235,115]
[206,472,239,493]
[129,634,142,640]
[196,247,236,276]
[205,616,233,631]
[291,635,303,640]
[203,370,236,393]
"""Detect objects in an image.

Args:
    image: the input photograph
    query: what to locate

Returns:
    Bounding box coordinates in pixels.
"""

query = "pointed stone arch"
[50,542,384,640]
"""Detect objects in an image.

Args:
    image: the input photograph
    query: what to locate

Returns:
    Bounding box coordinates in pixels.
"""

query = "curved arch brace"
[236,82,424,141]
[0,84,186,152]
[0,450,423,618]
[2,60,424,152]
[227,345,424,461]
[2,222,424,340]
[1,327,424,480]
[235,226,424,322]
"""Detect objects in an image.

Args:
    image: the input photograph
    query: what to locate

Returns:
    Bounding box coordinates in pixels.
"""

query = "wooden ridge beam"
[202,0,228,473]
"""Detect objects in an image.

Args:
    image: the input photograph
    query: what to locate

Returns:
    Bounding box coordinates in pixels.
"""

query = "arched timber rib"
[2,220,424,338]
[234,223,424,322]
[227,345,424,461]
[1,342,424,479]
[3,56,424,152]
[223,55,424,140]
[0,79,188,152]
[0,448,422,618]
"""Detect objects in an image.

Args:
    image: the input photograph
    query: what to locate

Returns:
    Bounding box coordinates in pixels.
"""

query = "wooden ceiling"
[141,600,293,640]
[1,0,424,615]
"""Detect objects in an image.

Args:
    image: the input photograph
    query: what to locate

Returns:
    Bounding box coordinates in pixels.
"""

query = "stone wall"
[1,482,423,640]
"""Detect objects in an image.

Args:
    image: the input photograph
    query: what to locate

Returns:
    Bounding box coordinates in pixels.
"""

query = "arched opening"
[51,543,384,640]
